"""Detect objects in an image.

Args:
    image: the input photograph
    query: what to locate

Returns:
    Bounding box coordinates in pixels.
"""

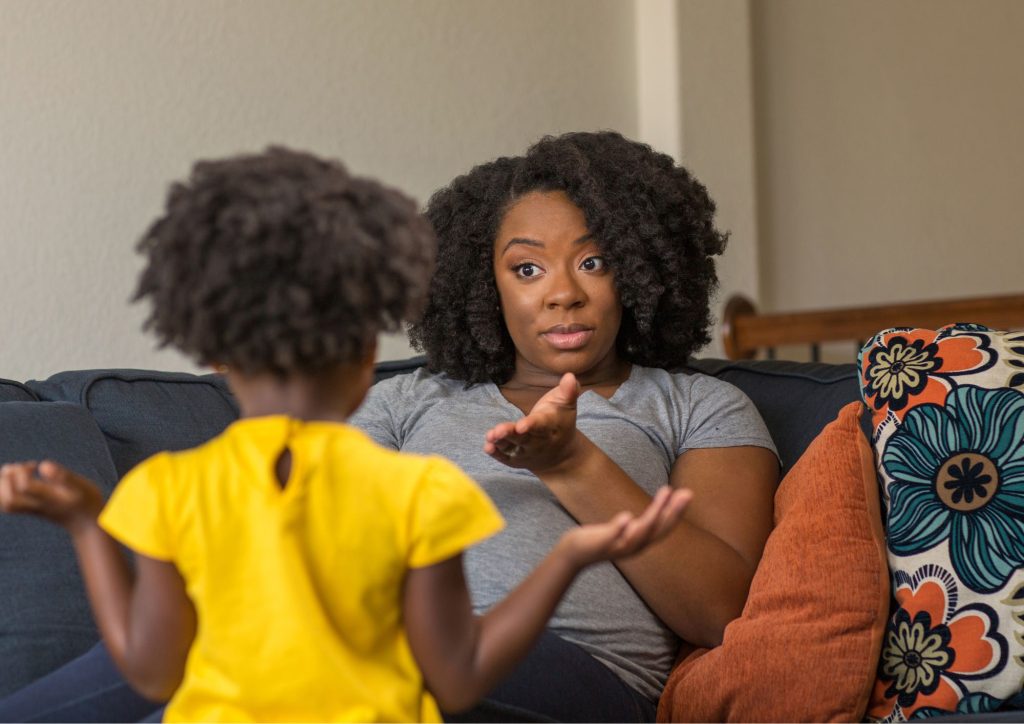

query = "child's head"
[133,147,435,376]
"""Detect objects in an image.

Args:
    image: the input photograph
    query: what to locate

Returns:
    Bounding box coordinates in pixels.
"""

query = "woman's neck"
[502,356,632,395]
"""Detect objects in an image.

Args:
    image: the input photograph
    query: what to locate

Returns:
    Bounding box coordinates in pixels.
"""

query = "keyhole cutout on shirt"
[275,447,293,490]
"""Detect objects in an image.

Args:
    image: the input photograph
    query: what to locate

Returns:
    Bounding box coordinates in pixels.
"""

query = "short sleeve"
[680,376,778,459]
[406,457,504,569]
[98,453,176,561]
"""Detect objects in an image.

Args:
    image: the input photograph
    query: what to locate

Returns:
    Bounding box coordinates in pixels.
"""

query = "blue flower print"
[912,692,1003,719]
[883,385,1024,593]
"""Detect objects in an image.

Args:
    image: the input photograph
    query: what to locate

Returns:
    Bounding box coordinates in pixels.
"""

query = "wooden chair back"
[720,293,1024,361]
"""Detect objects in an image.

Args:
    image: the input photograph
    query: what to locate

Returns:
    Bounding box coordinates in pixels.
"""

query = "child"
[0,147,691,722]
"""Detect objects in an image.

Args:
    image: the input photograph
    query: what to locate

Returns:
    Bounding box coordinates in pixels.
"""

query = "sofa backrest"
[17,356,863,485]
[21,362,431,479]
[0,377,37,403]
[27,369,239,479]
[685,358,862,479]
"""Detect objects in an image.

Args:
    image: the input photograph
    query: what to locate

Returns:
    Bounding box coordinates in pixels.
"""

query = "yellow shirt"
[99,416,504,723]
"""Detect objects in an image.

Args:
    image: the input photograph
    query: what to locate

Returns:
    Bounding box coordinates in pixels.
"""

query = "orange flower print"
[868,567,1006,722]
[860,325,995,431]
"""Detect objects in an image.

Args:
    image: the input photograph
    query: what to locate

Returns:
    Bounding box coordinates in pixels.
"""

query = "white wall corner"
[674,0,761,358]
[634,0,683,161]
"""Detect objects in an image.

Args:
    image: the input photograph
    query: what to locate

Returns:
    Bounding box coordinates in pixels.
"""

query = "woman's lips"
[541,329,594,350]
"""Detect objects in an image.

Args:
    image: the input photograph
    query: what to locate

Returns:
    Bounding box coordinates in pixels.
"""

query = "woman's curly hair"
[134,147,435,375]
[409,130,728,384]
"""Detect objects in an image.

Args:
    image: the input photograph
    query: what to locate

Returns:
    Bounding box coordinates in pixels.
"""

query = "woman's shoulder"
[639,365,776,453]
[628,363,748,400]
[627,364,767,431]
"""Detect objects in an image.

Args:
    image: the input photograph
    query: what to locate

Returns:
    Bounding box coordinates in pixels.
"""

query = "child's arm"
[403,485,691,713]
[0,461,196,701]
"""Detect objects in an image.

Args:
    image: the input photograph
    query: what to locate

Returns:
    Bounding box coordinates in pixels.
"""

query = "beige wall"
[0,0,638,380]
[752,0,1024,317]
[634,0,761,359]
[8,1,1011,378]
[676,0,760,358]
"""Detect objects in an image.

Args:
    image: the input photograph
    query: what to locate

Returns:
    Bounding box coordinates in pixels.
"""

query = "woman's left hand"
[484,373,582,473]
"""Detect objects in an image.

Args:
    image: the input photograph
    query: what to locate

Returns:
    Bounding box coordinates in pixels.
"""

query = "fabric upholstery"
[0,378,36,403]
[657,401,889,722]
[0,402,119,697]
[860,325,1024,721]
[27,370,239,478]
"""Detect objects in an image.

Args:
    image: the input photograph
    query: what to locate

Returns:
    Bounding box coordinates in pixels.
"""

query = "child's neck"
[224,361,373,423]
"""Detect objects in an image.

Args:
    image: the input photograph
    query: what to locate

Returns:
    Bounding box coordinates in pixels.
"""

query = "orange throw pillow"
[657,401,888,722]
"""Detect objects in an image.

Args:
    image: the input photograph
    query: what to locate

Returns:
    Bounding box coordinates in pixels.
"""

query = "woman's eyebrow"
[500,237,544,256]
[499,233,593,256]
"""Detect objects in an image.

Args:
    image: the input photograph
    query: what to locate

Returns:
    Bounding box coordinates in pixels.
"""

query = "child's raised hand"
[484,373,581,472]
[558,486,693,568]
[0,460,104,531]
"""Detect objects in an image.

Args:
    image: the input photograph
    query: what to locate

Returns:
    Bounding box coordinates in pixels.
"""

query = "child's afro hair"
[134,147,435,375]
[409,130,728,384]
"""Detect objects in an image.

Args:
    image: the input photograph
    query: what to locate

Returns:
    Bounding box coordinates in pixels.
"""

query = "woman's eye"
[580,256,606,272]
[513,263,541,279]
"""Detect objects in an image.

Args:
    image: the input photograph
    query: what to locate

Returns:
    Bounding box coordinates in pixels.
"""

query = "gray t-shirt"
[350,364,777,701]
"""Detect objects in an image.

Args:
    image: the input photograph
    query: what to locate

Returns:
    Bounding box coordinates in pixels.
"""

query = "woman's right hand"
[484,372,582,473]
[558,486,693,568]
[0,460,104,533]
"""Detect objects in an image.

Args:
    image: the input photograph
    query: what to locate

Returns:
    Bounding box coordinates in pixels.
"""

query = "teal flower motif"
[883,385,1024,593]
[912,692,1003,719]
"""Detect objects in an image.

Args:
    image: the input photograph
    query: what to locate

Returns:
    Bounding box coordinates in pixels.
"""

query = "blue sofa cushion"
[0,378,37,403]
[27,370,239,479]
[0,402,119,697]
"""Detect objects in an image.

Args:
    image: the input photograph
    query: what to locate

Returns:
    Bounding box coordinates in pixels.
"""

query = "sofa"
[1,353,1020,722]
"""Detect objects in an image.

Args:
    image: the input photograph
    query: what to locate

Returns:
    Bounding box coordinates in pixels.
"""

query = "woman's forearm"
[407,490,690,713]
[533,435,762,646]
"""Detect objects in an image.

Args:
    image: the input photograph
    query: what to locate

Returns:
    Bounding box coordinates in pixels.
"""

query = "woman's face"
[493,190,623,385]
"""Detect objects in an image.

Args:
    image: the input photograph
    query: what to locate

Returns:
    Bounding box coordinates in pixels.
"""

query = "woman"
[0,131,777,723]
[357,131,778,721]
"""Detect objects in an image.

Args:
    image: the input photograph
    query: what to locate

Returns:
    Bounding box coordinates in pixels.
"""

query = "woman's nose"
[545,271,586,309]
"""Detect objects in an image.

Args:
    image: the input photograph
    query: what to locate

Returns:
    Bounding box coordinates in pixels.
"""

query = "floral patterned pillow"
[859,323,1024,721]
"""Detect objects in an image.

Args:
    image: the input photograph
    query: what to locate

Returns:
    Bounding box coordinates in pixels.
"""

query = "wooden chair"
[720,293,1024,361]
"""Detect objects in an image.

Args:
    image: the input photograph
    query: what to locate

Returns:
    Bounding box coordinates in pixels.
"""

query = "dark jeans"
[0,631,656,723]
[0,642,159,723]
